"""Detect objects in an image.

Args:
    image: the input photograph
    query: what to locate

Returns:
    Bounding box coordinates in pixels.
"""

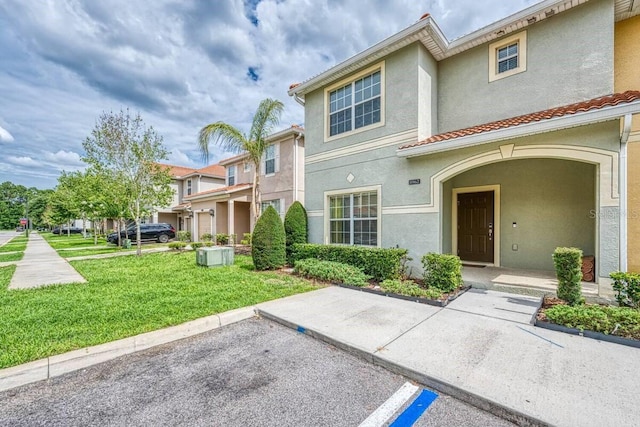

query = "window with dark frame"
[227,166,235,186]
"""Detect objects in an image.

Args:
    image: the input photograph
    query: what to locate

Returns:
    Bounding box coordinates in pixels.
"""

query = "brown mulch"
[536,296,567,322]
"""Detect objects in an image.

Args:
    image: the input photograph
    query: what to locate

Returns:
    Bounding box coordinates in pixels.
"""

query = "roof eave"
[397,101,640,158]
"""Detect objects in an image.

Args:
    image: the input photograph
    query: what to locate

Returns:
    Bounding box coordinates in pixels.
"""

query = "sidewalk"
[9,233,86,289]
[256,287,640,427]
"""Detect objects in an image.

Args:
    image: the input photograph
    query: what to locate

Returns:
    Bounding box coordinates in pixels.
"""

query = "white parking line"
[358,382,419,427]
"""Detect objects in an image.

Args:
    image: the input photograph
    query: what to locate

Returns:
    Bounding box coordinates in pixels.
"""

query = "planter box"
[534,318,640,349]
[337,284,471,307]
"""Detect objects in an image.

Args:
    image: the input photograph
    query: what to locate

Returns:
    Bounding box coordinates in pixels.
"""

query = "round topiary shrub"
[252,205,286,270]
[284,201,307,263]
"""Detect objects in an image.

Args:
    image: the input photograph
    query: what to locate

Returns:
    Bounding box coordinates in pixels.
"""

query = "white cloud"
[42,149,85,166]
[0,125,14,142]
[7,156,40,166]
[167,148,198,167]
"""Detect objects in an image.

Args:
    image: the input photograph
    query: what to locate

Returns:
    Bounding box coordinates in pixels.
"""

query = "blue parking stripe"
[296,325,306,333]
[389,389,438,427]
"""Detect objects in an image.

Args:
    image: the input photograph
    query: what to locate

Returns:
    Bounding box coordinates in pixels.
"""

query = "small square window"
[489,31,527,82]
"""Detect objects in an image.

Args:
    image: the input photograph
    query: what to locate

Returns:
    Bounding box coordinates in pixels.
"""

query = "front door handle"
[488,228,493,241]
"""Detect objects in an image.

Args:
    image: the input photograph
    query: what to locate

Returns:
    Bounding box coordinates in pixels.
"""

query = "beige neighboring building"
[155,163,226,232]
[183,125,305,242]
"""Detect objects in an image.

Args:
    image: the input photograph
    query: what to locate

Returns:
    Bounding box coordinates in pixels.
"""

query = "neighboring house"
[183,125,305,242]
[288,0,640,287]
[155,163,226,232]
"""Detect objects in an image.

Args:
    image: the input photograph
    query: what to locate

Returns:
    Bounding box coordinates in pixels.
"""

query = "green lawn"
[0,237,28,253]
[0,252,23,262]
[0,253,317,368]
[42,233,108,249]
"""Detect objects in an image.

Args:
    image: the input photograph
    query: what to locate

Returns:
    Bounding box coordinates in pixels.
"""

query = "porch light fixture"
[209,209,215,217]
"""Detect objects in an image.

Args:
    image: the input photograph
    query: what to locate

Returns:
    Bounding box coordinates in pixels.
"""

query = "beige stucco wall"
[615,15,640,272]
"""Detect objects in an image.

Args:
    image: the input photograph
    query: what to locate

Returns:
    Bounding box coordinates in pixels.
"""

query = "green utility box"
[196,247,234,267]
[122,239,132,249]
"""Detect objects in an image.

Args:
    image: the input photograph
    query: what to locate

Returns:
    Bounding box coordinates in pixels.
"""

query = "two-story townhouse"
[156,163,226,232]
[289,0,640,290]
[183,125,304,242]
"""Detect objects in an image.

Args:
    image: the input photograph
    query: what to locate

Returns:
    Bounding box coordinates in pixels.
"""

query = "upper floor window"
[244,161,251,173]
[186,179,192,196]
[325,62,385,140]
[265,144,276,175]
[489,31,527,82]
[261,199,282,217]
[227,165,236,186]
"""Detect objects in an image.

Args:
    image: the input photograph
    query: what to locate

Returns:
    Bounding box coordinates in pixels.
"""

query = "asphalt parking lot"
[0,318,514,426]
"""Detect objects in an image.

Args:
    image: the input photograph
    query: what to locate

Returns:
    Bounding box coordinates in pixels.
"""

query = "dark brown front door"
[457,191,494,263]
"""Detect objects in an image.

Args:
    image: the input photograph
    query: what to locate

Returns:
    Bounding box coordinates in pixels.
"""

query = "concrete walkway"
[257,287,640,427]
[9,233,86,289]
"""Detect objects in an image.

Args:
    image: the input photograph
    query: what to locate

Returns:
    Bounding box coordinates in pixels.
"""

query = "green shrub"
[380,279,443,299]
[290,244,407,282]
[553,247,584,306]
[421,253,462,293]
[200,233,213,242]
[610,271,640,309]
[168,241,187,251]
[204,242,214,247]
[251,206,286,270]
[177,231,191,242]
[191,242,203,250]
[240,233,252,245]
[544,304,640,339]
[215,233,229,245]
[284,201,308,263]
[294,258,369,287]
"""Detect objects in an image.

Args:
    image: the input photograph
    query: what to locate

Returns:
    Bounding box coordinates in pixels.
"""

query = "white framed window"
[324,62,385,141]
[325,186,380,247]
[227,165,236,186]
[186,179,192,196]
[263,143,278,175]
[488,31,527,82]
[261,199,282,217]
[244,161,251,173]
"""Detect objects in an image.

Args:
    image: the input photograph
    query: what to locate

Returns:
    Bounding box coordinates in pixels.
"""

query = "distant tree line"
[0,181,52,230]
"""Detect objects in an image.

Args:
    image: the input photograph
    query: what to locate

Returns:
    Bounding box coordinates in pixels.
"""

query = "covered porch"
[461,265,610,301]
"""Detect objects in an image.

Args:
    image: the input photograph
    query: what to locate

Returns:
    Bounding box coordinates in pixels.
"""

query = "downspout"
[293,93,305,107]
[620,114,632,272]
[294,132,303,202]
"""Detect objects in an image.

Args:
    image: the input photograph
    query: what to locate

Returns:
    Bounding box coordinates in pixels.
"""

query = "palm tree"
[198,98,284,221]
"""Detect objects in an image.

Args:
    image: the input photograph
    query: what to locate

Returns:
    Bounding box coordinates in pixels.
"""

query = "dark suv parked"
[107,223,175,244]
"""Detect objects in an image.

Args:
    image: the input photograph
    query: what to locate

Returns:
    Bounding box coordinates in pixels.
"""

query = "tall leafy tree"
[198,98,284,221]
[82,109,173,255]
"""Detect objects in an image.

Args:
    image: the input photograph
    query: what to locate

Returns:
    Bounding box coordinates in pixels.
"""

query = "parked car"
[15,226,24,232]
[107,223,176,244]
[52,226,83,235]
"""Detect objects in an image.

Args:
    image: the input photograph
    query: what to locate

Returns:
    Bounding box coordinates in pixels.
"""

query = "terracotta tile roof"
[157,163,197,177]
[400,91,640,150]
[184,183,252,199]
[195,164,225,177]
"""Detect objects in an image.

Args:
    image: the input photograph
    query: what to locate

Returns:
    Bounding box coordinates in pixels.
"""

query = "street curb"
[0,307,256,393]
[256,308,551,427]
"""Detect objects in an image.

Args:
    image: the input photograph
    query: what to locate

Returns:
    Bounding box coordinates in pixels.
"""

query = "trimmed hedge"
[191,242,203,249]
[168,241,187,251]
[610,271,640,309]
[252,206,286,270]
[290,243,407,281]
[544,304,640,339]
[421,253,462,293]
[284,201,308,263]
[380,279,443,299]
[294,259,369,287]
[553,247,584,306]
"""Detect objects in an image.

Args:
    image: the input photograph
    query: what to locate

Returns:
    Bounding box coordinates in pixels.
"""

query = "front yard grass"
[0,237,28,253]
[0,252,23,263]
[0,253,317,369]
[42,233,108,249]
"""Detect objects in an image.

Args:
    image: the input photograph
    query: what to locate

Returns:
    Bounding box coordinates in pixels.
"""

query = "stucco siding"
[438,0,614,133]
[304,44,427,157]
[615,15,640,272]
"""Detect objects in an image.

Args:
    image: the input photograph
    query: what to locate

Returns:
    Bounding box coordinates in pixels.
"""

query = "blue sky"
[0,0,538,189]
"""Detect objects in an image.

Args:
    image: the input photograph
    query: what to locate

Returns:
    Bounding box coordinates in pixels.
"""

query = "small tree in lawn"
[82,109,173,256]
[252,205,286,270]
[284,201,307,264]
